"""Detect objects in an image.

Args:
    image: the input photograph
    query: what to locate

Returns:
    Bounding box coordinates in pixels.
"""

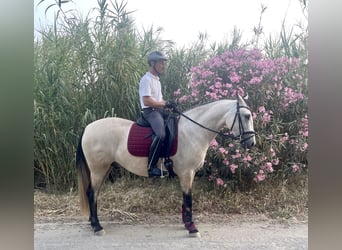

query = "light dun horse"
[76,94,256,237]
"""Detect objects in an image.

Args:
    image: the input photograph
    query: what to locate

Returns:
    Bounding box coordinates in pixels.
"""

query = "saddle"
[127,112,179,158]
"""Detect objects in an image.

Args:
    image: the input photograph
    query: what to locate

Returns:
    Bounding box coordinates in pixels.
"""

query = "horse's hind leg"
[87,185,103,234]
[87,165,111,235]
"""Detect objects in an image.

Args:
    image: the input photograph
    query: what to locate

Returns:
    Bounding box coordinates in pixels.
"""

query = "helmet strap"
[151,61,161,77]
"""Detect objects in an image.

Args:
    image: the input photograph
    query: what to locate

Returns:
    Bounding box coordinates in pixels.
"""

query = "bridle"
[173,101,256,144]
[230,101,256,144]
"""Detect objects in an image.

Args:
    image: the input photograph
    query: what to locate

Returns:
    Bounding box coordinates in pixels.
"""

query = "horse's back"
[84,117,132,137]
[82,118,133,164]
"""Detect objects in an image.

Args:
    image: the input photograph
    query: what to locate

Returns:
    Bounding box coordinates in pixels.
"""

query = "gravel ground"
[34,214,308,250]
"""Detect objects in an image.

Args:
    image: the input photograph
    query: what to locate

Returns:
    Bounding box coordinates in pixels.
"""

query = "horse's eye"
[245,114,251,120]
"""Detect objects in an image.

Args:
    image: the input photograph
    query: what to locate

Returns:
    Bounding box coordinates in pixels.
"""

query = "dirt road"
[34,215,307,250]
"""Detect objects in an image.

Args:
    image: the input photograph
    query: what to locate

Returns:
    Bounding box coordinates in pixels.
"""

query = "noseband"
[174,101,256,144]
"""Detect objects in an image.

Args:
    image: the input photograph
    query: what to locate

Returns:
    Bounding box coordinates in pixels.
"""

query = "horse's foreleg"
[180,169,200,237]
[182,190,199,236]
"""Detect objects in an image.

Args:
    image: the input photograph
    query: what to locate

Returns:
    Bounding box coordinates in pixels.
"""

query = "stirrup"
[148,166,167,178]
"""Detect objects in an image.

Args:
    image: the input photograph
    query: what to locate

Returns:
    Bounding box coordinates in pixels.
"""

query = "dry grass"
[34,174,308,223]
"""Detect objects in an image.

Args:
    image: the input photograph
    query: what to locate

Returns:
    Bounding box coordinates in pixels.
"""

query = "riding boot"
[148,136,167,177]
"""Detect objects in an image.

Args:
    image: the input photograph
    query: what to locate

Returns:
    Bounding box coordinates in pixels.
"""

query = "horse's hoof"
[94,229,105,236]
[185,222,200,237]
[188,231,201,238]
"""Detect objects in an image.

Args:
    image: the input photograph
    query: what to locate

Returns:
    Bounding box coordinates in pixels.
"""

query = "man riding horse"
[138,51,176,177]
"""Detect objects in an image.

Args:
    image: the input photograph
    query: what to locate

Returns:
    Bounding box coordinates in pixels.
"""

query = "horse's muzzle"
[240,134,256,149]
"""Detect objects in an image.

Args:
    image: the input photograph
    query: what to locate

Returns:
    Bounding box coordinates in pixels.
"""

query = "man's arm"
[142,96,166,108]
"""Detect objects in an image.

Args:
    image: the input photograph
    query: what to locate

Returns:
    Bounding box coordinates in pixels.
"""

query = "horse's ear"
[237,94,243,103]
[237,93,248,103]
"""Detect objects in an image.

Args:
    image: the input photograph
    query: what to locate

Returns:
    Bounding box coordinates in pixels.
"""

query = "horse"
[76,94,256,237]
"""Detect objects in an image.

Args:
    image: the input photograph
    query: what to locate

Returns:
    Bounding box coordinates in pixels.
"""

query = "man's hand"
[165,100,177,111]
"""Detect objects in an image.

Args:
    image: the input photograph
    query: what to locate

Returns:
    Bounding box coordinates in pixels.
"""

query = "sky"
[34,0,307,47]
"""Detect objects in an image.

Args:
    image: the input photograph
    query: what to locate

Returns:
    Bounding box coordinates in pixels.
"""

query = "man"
[139,51,175,177]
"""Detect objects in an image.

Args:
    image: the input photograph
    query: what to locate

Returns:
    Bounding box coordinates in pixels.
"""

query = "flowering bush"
[174,49,308,189]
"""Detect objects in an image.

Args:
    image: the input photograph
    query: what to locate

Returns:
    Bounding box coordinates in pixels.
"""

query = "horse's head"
[227,94,256,149]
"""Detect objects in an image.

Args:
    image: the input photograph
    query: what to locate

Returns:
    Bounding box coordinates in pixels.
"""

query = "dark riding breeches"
[142,108,167,141]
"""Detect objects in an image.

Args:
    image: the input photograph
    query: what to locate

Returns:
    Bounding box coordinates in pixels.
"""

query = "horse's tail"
[76,129,90,215]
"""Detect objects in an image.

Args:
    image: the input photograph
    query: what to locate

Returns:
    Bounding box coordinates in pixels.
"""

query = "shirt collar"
[147,71,159,80]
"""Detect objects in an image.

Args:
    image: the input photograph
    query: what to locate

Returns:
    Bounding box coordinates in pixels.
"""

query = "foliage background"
[34,0,308,192]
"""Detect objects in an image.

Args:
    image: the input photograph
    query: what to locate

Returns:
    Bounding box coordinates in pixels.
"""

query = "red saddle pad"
[127,123,177,157]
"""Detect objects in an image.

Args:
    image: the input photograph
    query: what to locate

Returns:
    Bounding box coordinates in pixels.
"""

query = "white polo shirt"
[139,72,163,109]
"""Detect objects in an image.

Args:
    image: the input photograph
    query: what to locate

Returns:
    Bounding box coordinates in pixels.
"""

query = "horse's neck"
[181,100,236,144]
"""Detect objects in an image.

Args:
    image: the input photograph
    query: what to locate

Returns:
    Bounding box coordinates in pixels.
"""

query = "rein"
[174,110,237,139]
[173,101,256,143]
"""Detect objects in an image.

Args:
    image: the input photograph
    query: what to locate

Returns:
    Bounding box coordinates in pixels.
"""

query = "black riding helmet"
[147,51,168,66]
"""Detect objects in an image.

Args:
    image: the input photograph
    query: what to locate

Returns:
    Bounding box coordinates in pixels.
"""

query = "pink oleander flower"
[225,83,232,88]
[214,81,222,89]
[221,89,228,96]
[223,159,230,166]
[191,90,199,97]
[301,143,308,151]
[230,72,241,83]
[263,112,271,122]
[178,95,190,103]
[230,164,238,174]
[265,162,274,173]
[210,139,218,148]
[209,92,218,99]
[232,152,241,159]
[270,147,275,157]
[174,88,181,96]
[249,76,263,84]
[243,154,253,162]
[216,178,224,186]
[254,170,266,182]
[292,164,299,173]
[272,158,279,165]
[259,106,266,113]
[218,147,227,154]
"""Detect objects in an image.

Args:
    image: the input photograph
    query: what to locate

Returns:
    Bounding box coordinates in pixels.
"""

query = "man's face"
[154,60,167,73]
